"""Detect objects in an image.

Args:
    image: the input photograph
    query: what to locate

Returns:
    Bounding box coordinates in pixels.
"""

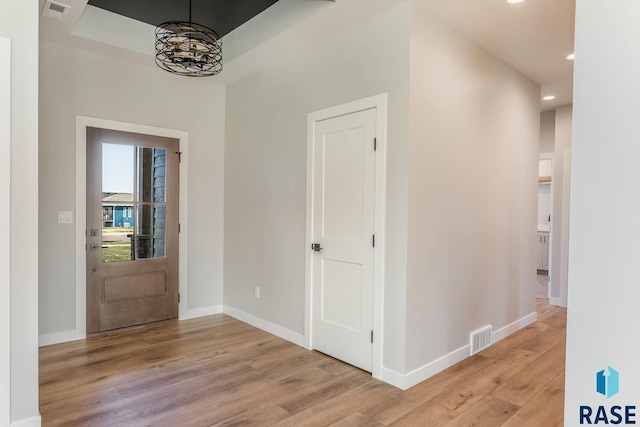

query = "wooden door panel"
[102,272,167,302]
[87,127,179,334]
[98,296,170,332]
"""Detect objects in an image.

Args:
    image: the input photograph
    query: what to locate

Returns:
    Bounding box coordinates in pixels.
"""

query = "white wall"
[0,0,40,425]
[39,42,225,337]
[539,158,553,177]
[404,2,539,375]
[0,35,11,427]
[549,104,572,304]
[540,110,556,153]
[566,0,640,419]
[224,3,411,373]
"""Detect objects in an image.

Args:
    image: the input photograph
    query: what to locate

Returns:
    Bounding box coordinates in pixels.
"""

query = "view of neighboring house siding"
[153,149,166,258]
[102,193,134,228]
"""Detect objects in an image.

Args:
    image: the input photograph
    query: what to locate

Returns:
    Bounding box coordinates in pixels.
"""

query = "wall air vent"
[470,325,493,355]
[42,0,71,20]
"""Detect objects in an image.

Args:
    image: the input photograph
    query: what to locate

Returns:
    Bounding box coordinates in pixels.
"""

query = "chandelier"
[155,0,223,77]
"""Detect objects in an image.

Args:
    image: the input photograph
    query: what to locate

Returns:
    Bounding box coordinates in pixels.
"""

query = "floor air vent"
[470,325,492,355]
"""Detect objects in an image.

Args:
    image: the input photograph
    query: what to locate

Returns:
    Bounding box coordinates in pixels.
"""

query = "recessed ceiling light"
[567,53,575,60]
[507,0,525,3]
[542,95,556,101]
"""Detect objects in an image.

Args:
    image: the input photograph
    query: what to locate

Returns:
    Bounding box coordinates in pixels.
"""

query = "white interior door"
[311,108,377,372]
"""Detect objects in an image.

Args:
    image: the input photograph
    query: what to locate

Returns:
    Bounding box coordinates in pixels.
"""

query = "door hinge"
[371,330,374,343]
[178,223,181,233]
[178,293,181,303]
[372,234,375,247]
[374,138,377,151]
[176,151,182,163]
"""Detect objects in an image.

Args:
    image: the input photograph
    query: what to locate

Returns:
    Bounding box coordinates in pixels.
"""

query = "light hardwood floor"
[40,299,566,426]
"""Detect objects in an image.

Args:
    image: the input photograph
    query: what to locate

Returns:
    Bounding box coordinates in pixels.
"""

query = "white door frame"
[539,152,554,300]
[75,116,189,340]
[0,36,11,426]
[558,148,571,307]
[305,94,387,380]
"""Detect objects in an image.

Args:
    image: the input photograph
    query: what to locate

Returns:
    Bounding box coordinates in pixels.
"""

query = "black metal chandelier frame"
[155,0,223,77]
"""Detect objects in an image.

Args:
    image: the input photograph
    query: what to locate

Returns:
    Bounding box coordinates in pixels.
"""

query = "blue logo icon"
[596,366,620,399]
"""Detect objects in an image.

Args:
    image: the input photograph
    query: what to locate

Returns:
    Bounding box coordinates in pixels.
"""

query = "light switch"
[58,211,73,224]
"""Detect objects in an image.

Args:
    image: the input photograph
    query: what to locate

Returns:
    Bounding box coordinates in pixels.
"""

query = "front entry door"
[86,127,179,334]
[311,108,377,372]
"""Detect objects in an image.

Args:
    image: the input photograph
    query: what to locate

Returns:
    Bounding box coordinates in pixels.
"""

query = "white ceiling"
[424,0,576,111]
[39,0,575,110]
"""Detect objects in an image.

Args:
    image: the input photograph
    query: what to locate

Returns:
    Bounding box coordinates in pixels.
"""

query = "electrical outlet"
[254,286,260,299]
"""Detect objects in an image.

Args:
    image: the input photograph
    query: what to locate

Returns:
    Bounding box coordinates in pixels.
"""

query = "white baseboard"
[38,330,77,347]
[492,311,537,343]
[222,305,305,347]
[380,310,538,390]
[402,344,471,390]
[549,297,565,307]
[182,304,223,320]
[380,366,409,390]
[11,415,41,427]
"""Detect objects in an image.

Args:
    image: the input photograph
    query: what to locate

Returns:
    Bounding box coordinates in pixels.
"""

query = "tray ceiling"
[87,0,280,37]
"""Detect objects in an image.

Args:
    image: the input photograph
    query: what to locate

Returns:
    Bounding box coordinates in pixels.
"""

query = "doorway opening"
[537,154,553,300]
[75,117,189,339]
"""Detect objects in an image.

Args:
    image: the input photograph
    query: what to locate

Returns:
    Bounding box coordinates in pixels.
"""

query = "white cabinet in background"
[537,231,550,271]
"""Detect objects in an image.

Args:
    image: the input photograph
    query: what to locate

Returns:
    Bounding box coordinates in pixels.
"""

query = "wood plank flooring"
[40,299,566,426]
